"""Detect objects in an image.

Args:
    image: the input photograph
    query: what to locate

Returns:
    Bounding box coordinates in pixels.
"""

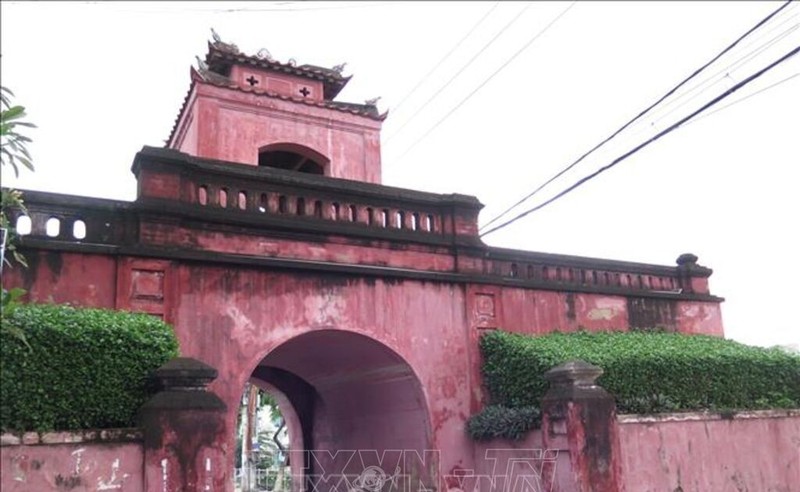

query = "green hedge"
[466,405,541,441]
[481,330,800,414]
[1,304,179,432]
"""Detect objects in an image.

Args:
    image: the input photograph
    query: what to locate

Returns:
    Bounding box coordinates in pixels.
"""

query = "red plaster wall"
[172,84,383,183]
[468,286,632,335]
[470,431,570,492]
[230,66,324,101]
[138,222,456,272]
[168,264,475,486]
[3,251,117,309]
[618,411,800,491]
[1,245,727,491]
[181,109,199,156]
[676,300,724,336]
[0,435,143,491]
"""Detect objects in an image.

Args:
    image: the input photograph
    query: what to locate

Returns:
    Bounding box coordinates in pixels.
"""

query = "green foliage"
[0,287,30,348]
[1,304,179,432]
[1,86,35,270]
[1,287,27,319]
[1,86,36,177]
[466,405,541,441]
[480,330,800,414]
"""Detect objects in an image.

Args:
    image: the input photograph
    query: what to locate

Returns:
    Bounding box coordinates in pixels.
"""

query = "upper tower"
[167,33,387,183]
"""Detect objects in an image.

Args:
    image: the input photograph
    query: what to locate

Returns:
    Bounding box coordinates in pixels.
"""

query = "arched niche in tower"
[258,143,330,176]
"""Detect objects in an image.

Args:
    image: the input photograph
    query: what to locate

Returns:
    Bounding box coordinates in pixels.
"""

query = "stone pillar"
[139,357,228,492]
[540,361,622,492]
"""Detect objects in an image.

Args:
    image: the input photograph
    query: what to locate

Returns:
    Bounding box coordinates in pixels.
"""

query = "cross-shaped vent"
[299,87,310,97]
[246,75,259,86]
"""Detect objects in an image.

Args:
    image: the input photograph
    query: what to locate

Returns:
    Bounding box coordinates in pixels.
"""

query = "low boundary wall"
[2,359,797,492]
[618,409,800,492]
[0,429,144,491]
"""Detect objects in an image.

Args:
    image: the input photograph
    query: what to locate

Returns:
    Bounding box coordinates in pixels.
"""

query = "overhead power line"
[591,14,799,159]
[480,44,800,238]
[682,70,799,128]
[384,2,534,145]
[390,2,501,117]
[113,2,388,14]
[479,0,796,232]
[391,1,577,160]
[636,15,799,140]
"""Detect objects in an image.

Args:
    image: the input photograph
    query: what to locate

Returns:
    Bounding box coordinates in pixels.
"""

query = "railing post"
[675,253,712,295]
[139,357,228,492]
[541,361,622,492]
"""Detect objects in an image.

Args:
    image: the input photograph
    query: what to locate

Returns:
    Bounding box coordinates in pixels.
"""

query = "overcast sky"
[2,1,798,348]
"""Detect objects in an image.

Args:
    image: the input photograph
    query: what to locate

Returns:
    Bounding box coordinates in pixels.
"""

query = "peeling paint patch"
[97,458,129,490]
[587,308,615,321]
[161,458,169,492]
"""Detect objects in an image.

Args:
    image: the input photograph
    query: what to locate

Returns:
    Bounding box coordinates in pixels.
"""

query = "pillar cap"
[153,357,218,391]
[676,253,698,266]
[544,360,603,388]
[676,253,713,277]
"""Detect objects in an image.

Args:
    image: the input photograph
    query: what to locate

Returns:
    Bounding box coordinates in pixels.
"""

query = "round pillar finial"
[544,360,603,388]
[676,253,699,266]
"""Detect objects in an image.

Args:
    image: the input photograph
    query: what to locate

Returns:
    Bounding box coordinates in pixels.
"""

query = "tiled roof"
[165,67,387,146]
[205,42,351,100]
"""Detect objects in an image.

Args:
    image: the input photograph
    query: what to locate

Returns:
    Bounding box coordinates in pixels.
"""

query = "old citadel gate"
[3,38,724,491]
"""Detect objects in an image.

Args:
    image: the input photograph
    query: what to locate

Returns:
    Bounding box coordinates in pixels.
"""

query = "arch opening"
[258,143,329,176]
[237,330,433,492]
[235,382,295,492]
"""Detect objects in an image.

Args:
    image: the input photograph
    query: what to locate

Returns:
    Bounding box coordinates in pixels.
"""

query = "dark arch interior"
[258,149,324,175]
[246,330,433,492]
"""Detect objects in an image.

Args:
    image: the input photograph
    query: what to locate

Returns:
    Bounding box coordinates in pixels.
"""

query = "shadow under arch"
[258,142,330,175]
[246,329,434,492]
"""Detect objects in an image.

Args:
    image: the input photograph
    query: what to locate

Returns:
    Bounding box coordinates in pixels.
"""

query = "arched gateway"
[3,35,724,491]
[248,330,433,491]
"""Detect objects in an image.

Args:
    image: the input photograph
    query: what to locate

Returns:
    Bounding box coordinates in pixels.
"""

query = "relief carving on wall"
[116,259,173,321]
[473,292,498,330]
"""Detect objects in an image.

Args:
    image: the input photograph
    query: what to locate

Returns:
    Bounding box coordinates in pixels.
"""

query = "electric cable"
[480,44,800,238]
[682,70,799,128]
[390,2,501,117]
[390,1,577,159]
[598,16,799,157]
[479,0,795,232]
[634,16,799,139]
[384,3,534,144]
[113,2,388,14]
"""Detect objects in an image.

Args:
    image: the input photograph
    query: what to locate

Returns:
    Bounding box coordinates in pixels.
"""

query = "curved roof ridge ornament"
[193,57,231,86]
[209,27,240,54]
[194,55,209,73]
[256,48,274,62]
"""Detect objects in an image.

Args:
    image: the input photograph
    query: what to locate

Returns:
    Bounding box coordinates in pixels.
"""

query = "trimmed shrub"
[467,405,541,441]
[481,330,800,414]
[1,304,179,432]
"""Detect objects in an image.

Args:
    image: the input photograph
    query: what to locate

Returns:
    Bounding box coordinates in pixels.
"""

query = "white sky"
[2,1,798,348]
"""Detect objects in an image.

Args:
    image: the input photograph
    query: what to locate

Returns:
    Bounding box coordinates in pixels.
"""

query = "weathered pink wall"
[170,264,474,488]
[676,300,724,336]
[171,83,383,183]
[3,179,727,492]
[618,410,800,491]
[229,66,325,101]
[0,430,143,491]
[469,431,570,492]
[138,221,458,272]
[11,251,117,309]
